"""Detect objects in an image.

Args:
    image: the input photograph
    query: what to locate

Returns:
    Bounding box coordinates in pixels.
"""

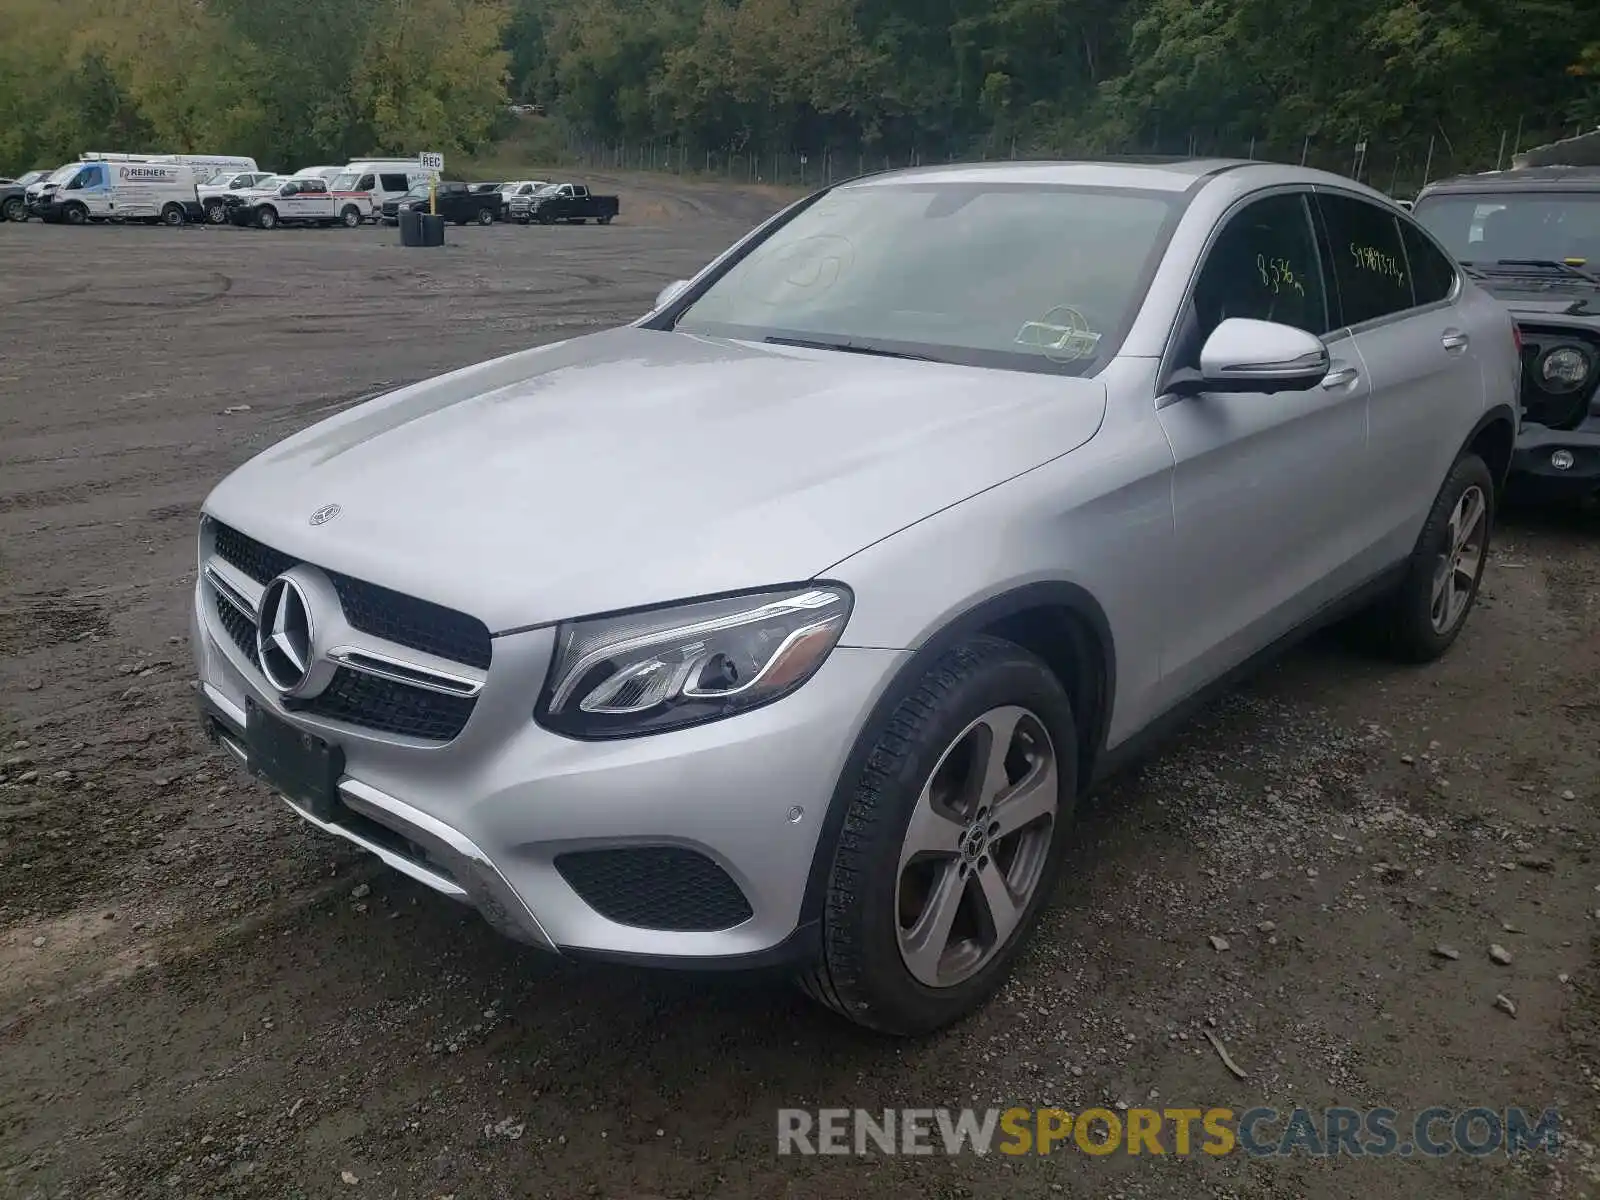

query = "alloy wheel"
[895,705,1058,989]
[1430,484,1486,634]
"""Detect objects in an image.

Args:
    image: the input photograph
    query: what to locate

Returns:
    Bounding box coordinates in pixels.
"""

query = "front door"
[1156,190,1374,705]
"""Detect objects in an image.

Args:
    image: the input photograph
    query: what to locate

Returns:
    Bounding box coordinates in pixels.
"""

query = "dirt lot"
[2,172,1599,1200]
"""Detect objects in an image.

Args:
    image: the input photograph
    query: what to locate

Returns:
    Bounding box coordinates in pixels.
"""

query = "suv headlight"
[1539,345,1592,392]
[537,584,852,739]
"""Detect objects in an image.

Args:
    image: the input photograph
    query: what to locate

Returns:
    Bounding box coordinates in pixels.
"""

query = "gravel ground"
[2,173,1599,1200]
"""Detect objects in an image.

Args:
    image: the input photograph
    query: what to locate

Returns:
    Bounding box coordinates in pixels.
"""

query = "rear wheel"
[476,207,494,225]
[597,214,613,225]
[1363,452,1494,662]
[256,206,277,230]
[798,636,1077,1035]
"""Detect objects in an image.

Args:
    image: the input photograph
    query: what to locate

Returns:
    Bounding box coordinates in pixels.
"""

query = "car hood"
[203,327,1108,631]
[1473,277,1600,322]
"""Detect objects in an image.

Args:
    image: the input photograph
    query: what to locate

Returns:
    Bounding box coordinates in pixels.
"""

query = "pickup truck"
[226,177,371,229]
[386,180,503,226]
[520,182,619,225]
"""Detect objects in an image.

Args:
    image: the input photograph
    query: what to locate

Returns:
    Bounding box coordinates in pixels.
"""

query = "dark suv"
[1415,166,1600,501]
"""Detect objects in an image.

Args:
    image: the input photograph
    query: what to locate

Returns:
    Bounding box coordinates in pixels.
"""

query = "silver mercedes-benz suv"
[194,159,1519,1034]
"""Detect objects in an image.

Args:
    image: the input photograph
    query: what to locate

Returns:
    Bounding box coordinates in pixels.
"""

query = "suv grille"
[208,522,489,742]
[211,522,492,668]
[554,847,754,932]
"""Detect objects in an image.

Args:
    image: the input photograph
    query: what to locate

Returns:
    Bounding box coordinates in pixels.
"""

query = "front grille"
[216,592,256,658]
[328,573,492,669]
[210,522,491,669]
[291,667,476,741]
[554,847,754,932]
[213,523,294,586]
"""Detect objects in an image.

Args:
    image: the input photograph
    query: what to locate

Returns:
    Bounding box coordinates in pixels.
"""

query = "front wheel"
[340,205,361,228]
[161,203,186,226]
[62,203,88,226]
[798,635,1077,1035]
[205,200,227,224]
[2,196,24,222]
[256,206,278,230]
[1364,452,1495,662]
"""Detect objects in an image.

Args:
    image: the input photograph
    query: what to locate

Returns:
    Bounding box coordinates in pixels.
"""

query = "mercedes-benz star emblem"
[256,576,316,694]
[308,503,342,526]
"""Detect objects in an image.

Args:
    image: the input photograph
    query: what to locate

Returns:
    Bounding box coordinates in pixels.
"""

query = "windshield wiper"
[1473,258,1600,284]
[763,334,940,362]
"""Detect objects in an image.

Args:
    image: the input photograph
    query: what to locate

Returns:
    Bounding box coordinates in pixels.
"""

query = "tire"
[2,196,24,223]
[161,203,185,226]
[62,203,88,226]
[1365,452,1495,662]
[797,635,1078,1035]
[256,206,277,230]
[476,207,494,225]
[340,206,361,228]
[205,200,226,224]
[598,214,613,225]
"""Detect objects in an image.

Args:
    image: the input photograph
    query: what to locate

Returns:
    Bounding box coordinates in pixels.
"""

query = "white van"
[291,165,346,183]
[38,159,202,225]
[82,151,258,178]
[330,161,436,217]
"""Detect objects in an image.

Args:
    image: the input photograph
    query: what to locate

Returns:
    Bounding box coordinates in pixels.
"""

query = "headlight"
[537,585,852,739]
[1539,345,1592,392]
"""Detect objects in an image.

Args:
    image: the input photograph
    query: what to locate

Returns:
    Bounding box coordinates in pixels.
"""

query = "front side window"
[1317,193,1413,325]
[1189,192,1331,348]
[672,181,1180,375]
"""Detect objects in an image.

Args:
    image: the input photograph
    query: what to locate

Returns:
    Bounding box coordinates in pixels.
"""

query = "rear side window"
[1400,221,1457,306]
[1317,193,1413,325]
[378,173,406,191]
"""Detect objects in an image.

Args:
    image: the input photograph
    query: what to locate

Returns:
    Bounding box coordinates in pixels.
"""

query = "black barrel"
[420,213,445,246]
[398,208,422,246]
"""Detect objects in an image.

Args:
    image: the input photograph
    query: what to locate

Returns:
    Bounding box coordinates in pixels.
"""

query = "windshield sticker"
[1349,243,1406,287]
[1014,306,1102,362]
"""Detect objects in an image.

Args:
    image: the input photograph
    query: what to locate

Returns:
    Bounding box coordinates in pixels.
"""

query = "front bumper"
[192,577,904,967]
[1509,418,1600,500]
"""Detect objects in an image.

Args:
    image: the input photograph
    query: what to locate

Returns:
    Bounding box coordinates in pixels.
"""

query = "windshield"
[1414,192,1600,267]
[672,182,1177,374]
[404,182,431,198]
[45,164,79,185]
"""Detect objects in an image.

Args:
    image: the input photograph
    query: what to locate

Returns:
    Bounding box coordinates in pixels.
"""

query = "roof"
[1419,165,1600,196]
[841,157,1387,196]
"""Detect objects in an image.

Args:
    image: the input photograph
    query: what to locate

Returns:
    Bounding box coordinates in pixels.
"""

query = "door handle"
[1321,365,1360,389]
[1441,330,1470,351]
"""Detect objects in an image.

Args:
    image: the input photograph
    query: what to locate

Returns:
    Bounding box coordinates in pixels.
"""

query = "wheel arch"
[1463,404,1517,489]
[799,581,1116,924]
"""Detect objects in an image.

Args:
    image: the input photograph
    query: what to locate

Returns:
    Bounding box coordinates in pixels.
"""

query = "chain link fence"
[559,123,1594,197]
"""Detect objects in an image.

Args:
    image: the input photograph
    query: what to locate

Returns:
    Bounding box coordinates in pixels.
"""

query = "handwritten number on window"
[1256,254,1305,297]
[1348,242,1405,287]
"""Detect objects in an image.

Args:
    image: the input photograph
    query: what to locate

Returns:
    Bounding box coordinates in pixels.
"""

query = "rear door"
[1156,189,1376,703]
[1313,190,1483,569]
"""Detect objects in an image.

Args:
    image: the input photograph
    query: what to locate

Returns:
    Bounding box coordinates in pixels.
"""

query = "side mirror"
[1179,318,1331,394]
[654,279,691,311]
